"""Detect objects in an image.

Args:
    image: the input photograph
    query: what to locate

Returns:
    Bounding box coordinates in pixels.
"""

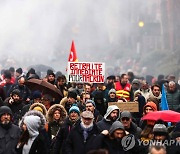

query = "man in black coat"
[0,106,21,154]
[65,111,100,154]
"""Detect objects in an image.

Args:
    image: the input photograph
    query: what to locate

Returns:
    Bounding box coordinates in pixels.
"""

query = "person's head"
[132,79,141,91]
[15,68,23,78]
[57,75,66,86]
[80,92,91,104]
[81,111,94,127]
[106,75,115,84]
[84,83,91,94]
[23,115,41,137]
[87,149,109,154]
[32,90,42,103]
[148,144,166,154]
[0,106,12,125]
[109,121,126,139]
[76,82,83,89]
[47,104,67,123]
[143,101,157,115]
[151,84,161,97]
[11,89,21,102]
[104,105,120,122]
[4,70,12,83]
[47,72,55,83]
[153,124,168,141]
[108,89,116,99]
[120,74,129,85]
[120,111,132,129]
[18,76,25,87]
[67,91,77,104]
[141,80,149,90]
[9,67,15,77]
[168,81,176,92]
[141,125,154,140]
[85,100,96,113]
[69,105,80,122]
[41,94,53,110]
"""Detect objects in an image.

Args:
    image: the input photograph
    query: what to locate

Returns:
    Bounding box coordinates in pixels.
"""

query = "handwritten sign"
[67,62,105,83]
[108,102,139,112]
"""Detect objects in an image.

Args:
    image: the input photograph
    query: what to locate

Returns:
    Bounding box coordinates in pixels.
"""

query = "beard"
[81,120,93,129]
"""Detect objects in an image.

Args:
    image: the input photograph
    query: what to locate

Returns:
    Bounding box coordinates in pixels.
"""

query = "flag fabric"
[68,40,78,62]
[161,84,169,110]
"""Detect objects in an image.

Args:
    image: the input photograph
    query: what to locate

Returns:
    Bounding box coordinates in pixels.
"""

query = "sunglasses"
[121,117,130,121]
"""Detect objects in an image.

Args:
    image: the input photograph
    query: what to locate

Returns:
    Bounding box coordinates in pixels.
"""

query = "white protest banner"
[67,62,105,83]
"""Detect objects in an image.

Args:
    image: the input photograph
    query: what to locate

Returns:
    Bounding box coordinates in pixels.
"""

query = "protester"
[166,81,180,111]
[16,115,48,154]
[29,102,47,116]
[115,73,133,102]
[46,104,67,140]
[53,104,80,154]
[148,84,162,110]
[65,111,99,154]
[0,106,21,154]
[120,111,142,138]
[148,144,167,154]
[106,88,118,103]
[77,91,91,111]
[4,89,25,125]
[85,99,103,123]
[94,121,139,154]
[97,105,120,131]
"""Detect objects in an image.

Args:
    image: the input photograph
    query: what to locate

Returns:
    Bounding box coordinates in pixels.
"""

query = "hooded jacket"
[47,104,67,139]
[0,106,21,154]
[97,105,120,131]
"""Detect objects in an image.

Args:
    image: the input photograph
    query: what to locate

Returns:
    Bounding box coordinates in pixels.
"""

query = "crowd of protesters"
[0,66,180,154]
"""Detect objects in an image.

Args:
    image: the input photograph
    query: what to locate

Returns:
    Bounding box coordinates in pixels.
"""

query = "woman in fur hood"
[47,104,67,140]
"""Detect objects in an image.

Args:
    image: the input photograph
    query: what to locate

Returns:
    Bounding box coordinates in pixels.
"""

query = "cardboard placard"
[67,62,105,83]
[108,102,139,112]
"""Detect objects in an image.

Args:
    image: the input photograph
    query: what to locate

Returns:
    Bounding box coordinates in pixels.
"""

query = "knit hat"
[32,90,42,99]
[153,124,168,133]
[69,104,80,115]
[67,91,77,100]
[81,111,94,119]
[108,88,116,95]
[33,106,43,113]
[109,121,125,135]
[16,68,23,74]
[47,69,54,76]
[11,89,21,98]
[85,100,96,107]
[132,79,140,85]
[0,106,12,117]
[143,101,157,112]
[121,111,132,119]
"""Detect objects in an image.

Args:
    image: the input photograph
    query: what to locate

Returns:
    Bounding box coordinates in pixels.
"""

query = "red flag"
[68,40,78,62]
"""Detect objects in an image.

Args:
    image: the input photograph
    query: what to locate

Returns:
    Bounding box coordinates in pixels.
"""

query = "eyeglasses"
[121,117,130,121]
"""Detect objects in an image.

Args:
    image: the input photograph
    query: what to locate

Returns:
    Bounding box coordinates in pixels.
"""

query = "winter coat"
[125,122,142,139]
[16,132,49,154]
[97,105,120,131]
[0,123,21,154]
[53,118,80,154]
[166,88,180,111]
[46,104,67,139]
[65,122,100,154]
[29,102,47,116]
[93,134,140,154]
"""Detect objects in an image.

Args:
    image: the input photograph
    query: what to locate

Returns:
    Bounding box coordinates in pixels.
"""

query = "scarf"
[80,122,93,142]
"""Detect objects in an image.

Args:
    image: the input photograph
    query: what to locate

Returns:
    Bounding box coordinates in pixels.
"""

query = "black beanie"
[16,68,23,74]
[67,91,77,100]
[11,89,21,98]
[0,106,12,117]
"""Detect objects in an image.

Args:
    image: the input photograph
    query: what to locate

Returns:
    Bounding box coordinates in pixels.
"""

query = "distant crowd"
[0,66,180,154]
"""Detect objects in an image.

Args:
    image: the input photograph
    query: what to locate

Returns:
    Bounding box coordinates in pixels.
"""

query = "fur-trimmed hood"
[47,104,67,124]
[29,103,47,116]
[19,110,46,130]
